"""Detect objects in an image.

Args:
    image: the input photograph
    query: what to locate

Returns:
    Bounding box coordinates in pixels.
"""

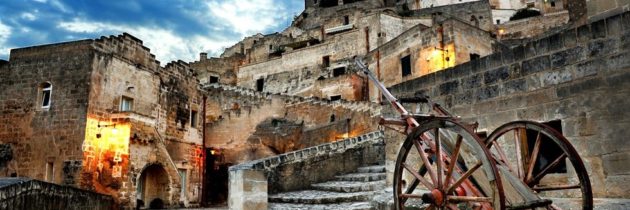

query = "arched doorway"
[137,164,170,209]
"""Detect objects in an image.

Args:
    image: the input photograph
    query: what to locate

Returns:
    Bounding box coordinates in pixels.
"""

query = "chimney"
[200,52,208,61]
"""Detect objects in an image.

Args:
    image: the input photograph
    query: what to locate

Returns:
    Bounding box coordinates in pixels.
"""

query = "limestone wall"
[387,11,630,198]
[0,40,94,186]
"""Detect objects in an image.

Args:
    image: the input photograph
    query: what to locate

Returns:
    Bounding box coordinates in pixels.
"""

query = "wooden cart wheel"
[486,121,593,210]
[394,118,506,210]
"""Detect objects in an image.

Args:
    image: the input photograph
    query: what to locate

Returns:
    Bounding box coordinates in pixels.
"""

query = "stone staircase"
[268,164,386,210]
[203,83,381,117]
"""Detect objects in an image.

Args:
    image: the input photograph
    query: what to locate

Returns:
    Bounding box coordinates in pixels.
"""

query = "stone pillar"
[228,169,267,210]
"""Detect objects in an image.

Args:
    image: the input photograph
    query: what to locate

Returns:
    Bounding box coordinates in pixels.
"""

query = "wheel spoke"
[447,195,492,203]
[444,134,463,187]
[435,128,443,189]
[414,135,438,184]
[400,193,422,198]
[514,128,526,179]
[533,184,581,192]
[526,130,542,182]
[403,163,434,189]
[529,153,568,185]
[447,161,482,194]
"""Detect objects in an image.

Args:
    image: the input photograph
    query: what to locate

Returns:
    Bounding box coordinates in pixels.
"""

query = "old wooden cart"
[355,58,592,210]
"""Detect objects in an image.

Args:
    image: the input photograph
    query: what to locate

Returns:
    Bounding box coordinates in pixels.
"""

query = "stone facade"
[0,34,205,208]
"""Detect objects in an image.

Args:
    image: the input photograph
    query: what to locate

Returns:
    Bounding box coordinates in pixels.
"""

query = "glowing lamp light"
[111,127,118,135]
[210,149,216,155]
[498,29,505,35]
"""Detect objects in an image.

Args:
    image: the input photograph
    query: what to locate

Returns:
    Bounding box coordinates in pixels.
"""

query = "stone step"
[357,165,386,173]
[268,202,374,210]
[268,190,376,204]
[335,172,386,182]
[311,180,385,193]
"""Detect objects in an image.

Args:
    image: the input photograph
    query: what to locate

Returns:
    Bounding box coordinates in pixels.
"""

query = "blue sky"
[0,0,304,63]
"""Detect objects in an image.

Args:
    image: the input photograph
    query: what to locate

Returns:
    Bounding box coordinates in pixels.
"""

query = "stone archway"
[138,164,170,209]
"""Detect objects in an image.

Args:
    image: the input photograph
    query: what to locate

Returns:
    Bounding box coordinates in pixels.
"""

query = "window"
[322,56,330,67]
[401,55,412,77]
[496,19,501,24]
[333,67,346,77]
[550,1,556,7]
[46,162,54,182]
[190,110,198,128]
[330,114,336,122]
[528,120,567,174]
[344,16,350,25]
[120,96,133,112]
[330,95,341,101]
[41,82,52,108]
[269,45,273,51]
[209,76,219,84]
[256,78,264,92]
[470,53,480,60]
[314,0,318,4]
[178,169,187,198]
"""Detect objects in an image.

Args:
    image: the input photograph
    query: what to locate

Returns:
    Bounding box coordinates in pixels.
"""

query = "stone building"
[0,34,205,208]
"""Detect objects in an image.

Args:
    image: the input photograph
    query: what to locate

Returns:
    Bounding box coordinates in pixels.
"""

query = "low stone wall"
[0,178,115,210]
[228,131,385,210]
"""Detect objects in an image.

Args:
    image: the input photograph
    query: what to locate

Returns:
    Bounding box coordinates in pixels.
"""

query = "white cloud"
[0,21,12,58]
[21,12,37,21]
[51,0,71,13]
[206,0,289,37]
[33,0,47,3]
[57,20,234,63]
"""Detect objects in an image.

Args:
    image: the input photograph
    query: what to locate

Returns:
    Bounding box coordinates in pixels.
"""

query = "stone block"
[548,33,563,52]
[588,38,618,57]
[577,25,591,43]
[476,85,499,101]
[561,28,578,47]
[487,52,503,68]
[607,51,630,71]
[606,15,622,36]
[522,55,551,75]
[516,105,545,121]
[524,42,538,58]
[574,59,604,79]
[502,47,516,64]
[496,94,526,111]
[591,19,607,39]
[534,36,551,55]
[603,151,630,173]
[453,90,473,106]
[512,45,525,62]
[542,69,573,87]
[551,46,585,68]
[605,175,630,198]
[501,78,526,95]
[438,80,459,96]
[460,73,482,89]
[483,66,509,85]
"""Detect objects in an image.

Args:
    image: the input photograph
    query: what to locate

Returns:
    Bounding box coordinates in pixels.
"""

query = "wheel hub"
[421,189,445,206]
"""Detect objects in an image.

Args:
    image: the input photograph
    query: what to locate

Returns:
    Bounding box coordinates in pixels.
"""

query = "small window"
[190,110,198,128]
[550,1,556,7]
[333,67,346,77]
[322,56,330,67]
[46,162,54,182]
[330,95,342,101]
[314,0,318,4]
[209,76,219,84]
[41,82,52,108]
[120,96,133,112]
[528,120,567,174]
[256,78,265,92]
[496,19,501,24]
[344,16,350,25]
[269,45,273,51]
[470,53,480,60]
[401,55,412,77]
[330,114,336,122]
[178,169,187,198]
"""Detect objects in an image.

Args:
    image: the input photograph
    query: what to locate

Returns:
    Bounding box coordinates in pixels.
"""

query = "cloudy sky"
[0,0,304,63]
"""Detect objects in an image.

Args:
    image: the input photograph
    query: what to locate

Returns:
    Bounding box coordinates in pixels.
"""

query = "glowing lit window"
[120,96,133,112]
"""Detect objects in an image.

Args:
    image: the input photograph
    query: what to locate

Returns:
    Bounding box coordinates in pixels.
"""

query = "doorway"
[138,164,170,209]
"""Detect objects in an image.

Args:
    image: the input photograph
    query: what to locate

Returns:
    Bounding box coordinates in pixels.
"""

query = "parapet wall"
[0,178,115,210]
